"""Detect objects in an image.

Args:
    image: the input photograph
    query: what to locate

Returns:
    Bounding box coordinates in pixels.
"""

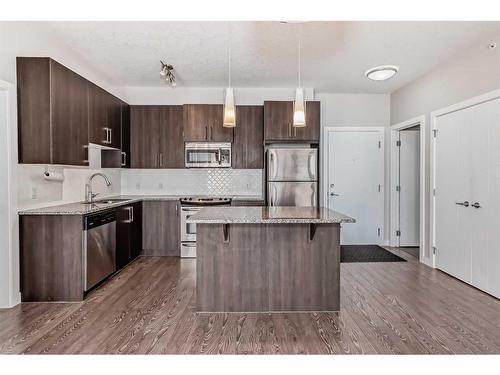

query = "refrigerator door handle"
[307,152,315,180]
[269,150,278,180]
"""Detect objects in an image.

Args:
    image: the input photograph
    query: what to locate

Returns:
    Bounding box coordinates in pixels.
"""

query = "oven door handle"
[182,207,201,212]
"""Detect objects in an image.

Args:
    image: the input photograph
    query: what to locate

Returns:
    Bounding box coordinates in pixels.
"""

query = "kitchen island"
[188,206,355,312]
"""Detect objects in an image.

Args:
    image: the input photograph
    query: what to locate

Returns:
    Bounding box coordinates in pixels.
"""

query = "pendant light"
[223,23,236,127]
[293,26,306,128]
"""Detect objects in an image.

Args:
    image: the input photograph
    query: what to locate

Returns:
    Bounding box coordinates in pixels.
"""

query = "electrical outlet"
[31,187,37,199]
[135,182,140,190]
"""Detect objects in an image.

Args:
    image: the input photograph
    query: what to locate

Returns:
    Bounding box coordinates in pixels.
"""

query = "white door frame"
[321,126,385,244]
[0,78,20,308]
[430,88,500,269]
[389,115,427,263]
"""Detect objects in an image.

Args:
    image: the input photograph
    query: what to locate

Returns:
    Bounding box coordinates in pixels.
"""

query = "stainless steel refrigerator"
[266,148,318,207]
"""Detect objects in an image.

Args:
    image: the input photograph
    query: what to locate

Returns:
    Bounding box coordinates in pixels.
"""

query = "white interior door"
[326,128,384,245]
[398,130,420,247]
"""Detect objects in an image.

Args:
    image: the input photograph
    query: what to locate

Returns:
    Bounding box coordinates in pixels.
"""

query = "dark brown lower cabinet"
[116,202,142,269]
[142,200,180,256]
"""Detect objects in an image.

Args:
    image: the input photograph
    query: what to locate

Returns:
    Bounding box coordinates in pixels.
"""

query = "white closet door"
[469,100,492,291]
[481,98,500,297]
[435,107,472,283]
[399,130,420,247]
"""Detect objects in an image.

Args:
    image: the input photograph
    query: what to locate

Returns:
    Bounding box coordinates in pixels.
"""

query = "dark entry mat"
[341,245,406,263]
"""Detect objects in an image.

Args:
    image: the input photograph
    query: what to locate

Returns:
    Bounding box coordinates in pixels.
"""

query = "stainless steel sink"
[82,198,131,205]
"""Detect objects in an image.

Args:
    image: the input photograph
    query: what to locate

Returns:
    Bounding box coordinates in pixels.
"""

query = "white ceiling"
[46,21,500,93]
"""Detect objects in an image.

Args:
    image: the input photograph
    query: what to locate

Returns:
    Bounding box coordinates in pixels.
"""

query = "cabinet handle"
[294,126,297,138]
[103,128,109,144]
[121,152,126,167]
[175,204,178,215]
[288,123,291,138]
[205,126,208,140]
[130,206,134,222]
[159,153,163,167]
[210,126,213,140]
[109,128,112,144]
[83,145,89,163]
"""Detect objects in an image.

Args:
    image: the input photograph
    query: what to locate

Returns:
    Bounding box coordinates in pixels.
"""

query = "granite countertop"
[187,206,355,224]
[18,194,264,216]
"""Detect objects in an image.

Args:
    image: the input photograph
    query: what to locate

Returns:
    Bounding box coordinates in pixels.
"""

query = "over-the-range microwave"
[185,142,232,168]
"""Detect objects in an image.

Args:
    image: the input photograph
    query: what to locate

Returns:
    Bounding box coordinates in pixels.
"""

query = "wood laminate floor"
[2,248,500,354]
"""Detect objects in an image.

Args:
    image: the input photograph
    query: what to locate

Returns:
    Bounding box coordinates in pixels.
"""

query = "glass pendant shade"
[223,87,236,127]
[293,88,306,127]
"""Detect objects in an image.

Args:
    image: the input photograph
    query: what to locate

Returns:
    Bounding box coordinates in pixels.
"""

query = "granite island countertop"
[18,194,264,216]
[187,206,355,224]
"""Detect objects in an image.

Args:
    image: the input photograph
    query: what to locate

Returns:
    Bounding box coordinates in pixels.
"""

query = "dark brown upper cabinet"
[183,104,233,142]
[120,101,131,168]
[264,101,293,142]
[159,106,184,168]
[17,57,89,165]
[130,105,184,169]
[232,106,264,169]
[88,83,121,149]
[264,101,321,143]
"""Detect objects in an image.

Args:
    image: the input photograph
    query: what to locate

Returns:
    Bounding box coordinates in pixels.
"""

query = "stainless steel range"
[180,197,231,258]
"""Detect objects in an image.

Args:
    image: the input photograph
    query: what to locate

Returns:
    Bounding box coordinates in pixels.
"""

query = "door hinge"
[377,228,381,237]
[433,129,439,138]
[433,246,437,255]
[378,141,382,149]
[378,184,381,192]
[396,230,401,237]
[396,185,401,192]
[396,140,401,147]
[433,188,436,196]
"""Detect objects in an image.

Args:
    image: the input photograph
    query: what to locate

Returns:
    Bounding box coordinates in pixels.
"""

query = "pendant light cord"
[228,22,231,88]
[298,25,301,88]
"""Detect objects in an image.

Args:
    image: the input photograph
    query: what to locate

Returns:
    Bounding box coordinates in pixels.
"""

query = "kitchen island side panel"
[196,223,340,312]
[20,215,84,302]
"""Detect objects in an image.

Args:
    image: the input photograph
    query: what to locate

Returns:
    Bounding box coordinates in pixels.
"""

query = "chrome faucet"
[84,173,111,203]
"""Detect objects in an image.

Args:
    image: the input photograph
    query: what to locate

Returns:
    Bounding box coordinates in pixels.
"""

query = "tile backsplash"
[17,165,262,210]
[121,169,263,196]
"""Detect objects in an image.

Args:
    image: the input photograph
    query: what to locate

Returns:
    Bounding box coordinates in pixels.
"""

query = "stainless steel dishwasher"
[83,210,116,291]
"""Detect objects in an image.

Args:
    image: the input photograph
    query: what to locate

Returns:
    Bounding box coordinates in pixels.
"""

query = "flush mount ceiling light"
[293,25,306,128]
[365,65,399,81]
[223,22,236,128]
[160,61,176,87]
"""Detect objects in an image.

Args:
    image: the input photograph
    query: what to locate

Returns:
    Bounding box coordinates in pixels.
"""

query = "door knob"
[455,201,469,207]
[330,192,340,197]
[471,202,481,209]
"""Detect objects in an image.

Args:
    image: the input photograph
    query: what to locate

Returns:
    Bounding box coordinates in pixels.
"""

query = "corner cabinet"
[264,101,320,143]
[183,104,233,142]
[232,105,264,169]
[130,105,184,168]
[88,83,122,149]
[17,57,89,165]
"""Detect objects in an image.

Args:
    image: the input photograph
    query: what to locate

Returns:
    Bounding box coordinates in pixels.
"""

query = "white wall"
[0,22,124,100]
[124,86,314,105]
[316,93,390,127]
[390,32,500,261]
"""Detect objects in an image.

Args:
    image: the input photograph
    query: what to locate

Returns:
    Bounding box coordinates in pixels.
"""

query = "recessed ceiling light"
[365,65,399,81]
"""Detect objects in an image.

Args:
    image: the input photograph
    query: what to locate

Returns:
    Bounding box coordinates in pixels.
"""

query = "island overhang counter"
[187,206,355,313]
